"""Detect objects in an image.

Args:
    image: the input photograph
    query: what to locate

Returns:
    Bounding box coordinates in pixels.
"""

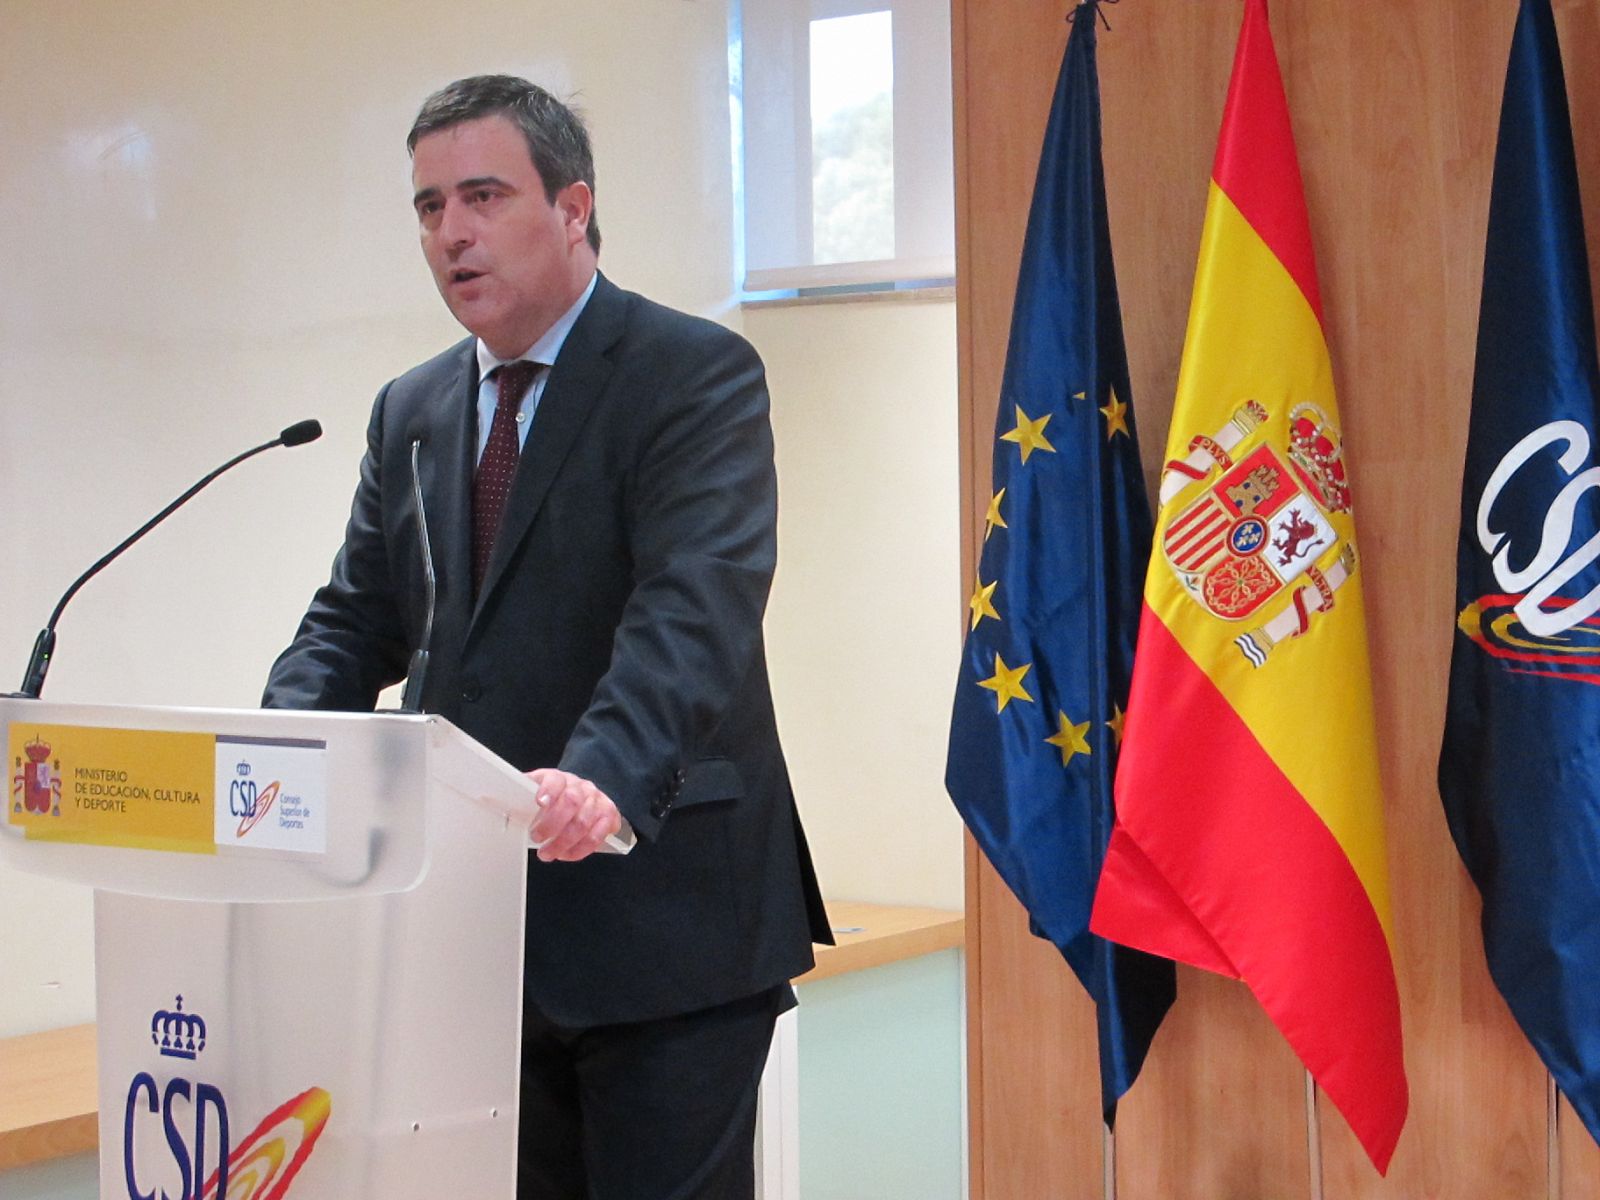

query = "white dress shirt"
[473,271,598,462]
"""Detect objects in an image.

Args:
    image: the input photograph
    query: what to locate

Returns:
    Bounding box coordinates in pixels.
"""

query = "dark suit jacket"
[264,272,831,1026]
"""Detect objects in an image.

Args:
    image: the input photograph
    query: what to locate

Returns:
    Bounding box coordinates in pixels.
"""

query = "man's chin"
[443,298,501,340]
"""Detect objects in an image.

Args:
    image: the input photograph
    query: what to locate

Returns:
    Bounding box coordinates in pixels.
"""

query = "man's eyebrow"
[412,177,513,208]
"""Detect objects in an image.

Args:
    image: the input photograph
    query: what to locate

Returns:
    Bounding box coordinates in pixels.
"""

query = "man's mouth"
[450,269,485,284]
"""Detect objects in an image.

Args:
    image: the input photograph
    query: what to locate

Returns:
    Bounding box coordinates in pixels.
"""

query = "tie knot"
[496,360,541,410]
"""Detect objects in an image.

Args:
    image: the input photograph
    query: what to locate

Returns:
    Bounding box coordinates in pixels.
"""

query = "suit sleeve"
[558,331,777,840]
[262,384,412,711]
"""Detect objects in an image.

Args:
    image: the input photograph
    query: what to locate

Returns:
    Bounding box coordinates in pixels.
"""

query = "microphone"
[14,420,323,699]
[397,438,437,714]
[280,419,322,447]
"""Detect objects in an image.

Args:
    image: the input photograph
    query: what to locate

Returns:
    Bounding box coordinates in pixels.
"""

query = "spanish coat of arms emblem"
[12,737,63,817]
[1161,400,1360,667]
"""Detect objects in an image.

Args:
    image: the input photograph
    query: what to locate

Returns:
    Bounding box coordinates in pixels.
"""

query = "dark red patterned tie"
[472,360,540,594]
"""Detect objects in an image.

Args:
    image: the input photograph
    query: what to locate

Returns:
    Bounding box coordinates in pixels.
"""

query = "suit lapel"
[470,273,627,629]
[418,341,478,645]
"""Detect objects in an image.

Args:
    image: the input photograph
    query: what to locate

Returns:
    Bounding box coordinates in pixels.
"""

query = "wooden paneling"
[967,847,1104,1197]
[955,1,1600,1195]
[1563,1092,1600,1200]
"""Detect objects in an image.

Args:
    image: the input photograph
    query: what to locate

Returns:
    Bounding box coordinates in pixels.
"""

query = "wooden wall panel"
[1564,1092,1600,1200]
[955,1,1600,1196]
[966,845,1103,1196]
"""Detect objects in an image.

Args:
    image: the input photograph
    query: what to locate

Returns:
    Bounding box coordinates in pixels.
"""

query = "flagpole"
[1102,1120,1117,1200]
[1547,1073,1561,1200]
[1304,1069,1325,1200]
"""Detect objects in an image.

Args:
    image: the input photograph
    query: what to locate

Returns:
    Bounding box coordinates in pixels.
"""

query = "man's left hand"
[526,768,624,862]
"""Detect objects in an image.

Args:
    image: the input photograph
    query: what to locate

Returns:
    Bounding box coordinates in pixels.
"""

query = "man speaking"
[264,74,830,1198]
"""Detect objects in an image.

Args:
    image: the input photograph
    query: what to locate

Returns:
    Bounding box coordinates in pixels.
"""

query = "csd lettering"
[1478,419,1600,637]
[229,777,259,819]
[122,1072,229,1200]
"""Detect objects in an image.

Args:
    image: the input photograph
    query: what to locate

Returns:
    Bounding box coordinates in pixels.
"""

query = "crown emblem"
[236,762,251,778]
[22,737,51,765]
[1287,403,1350,513]
[152,995,207,1060]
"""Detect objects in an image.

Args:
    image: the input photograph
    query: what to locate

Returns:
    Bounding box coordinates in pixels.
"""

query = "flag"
[1088,0,1407,1172]
[945,2,1175,1122]
[1439,0,1600,1148]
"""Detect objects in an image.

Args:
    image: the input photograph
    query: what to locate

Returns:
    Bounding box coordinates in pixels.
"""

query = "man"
[264,75,830,1198]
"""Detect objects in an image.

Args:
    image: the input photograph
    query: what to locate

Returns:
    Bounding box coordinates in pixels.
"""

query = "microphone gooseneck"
[13,419,324,699]
[398,438,437,714]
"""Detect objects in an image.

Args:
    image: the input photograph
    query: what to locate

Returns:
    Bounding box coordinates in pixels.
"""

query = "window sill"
[740,282,955,310]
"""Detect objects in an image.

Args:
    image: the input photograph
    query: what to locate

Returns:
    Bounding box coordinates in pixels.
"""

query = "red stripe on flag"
[1210,0,1325,326]
[1096,824,1238,977]
[1093,609,1407,1171]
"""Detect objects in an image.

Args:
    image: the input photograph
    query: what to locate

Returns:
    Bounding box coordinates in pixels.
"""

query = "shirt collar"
[475,270,599,381]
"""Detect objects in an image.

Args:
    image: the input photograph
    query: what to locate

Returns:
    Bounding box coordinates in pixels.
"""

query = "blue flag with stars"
[945,4,1174,1122]
[1439,0,1600,1148]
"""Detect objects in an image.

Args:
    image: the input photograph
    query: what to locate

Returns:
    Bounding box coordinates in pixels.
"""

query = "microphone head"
[280,419,323,447]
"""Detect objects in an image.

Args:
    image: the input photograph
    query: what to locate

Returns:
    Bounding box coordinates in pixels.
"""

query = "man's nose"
[438,200,473,249]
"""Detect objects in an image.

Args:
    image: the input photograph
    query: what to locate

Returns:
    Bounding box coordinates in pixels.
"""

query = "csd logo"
[228,762,280,838]
[122,1073,229,1200]
[1478,419,1600,637]
[228,777,259,819]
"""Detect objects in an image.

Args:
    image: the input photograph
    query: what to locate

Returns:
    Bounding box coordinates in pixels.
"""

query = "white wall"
[0,0,961,1041]
[755,298,964,911]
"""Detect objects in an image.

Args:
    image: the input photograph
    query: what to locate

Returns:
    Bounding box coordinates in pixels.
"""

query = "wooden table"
[0,1022,98,1171]
[798,900,965,984]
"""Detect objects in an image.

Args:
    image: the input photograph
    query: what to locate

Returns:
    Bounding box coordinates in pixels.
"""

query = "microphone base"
[397,649,429,715]
[17,628,56,699]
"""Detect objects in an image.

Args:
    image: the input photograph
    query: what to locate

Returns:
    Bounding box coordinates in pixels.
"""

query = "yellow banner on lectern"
[6,723,215,853]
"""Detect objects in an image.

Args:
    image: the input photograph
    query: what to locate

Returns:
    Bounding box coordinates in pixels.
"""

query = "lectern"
[1,697,541,1199]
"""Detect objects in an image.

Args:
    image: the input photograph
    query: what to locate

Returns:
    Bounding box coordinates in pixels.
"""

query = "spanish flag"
[1089,0,1407,1172]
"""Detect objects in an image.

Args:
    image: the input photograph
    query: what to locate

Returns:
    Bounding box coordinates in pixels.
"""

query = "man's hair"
[408,75,601,254]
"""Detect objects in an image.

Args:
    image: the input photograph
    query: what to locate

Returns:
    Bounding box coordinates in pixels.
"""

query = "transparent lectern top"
[0,698,541,903]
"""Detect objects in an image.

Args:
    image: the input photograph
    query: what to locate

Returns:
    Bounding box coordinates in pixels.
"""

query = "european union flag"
[1439,0,1600,1146]
[945,3,1174,1121]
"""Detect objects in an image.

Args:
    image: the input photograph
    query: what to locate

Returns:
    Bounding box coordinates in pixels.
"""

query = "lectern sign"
[5,723,326,856]
[7,724,215,852]
[122,991,334,1199]
[213,736,328,855]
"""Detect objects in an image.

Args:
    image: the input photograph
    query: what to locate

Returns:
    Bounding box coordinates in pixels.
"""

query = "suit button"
[461,677,482,702]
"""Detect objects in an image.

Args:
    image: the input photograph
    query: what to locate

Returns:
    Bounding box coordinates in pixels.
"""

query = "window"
[738,0,955,294]
[810,11,895,266]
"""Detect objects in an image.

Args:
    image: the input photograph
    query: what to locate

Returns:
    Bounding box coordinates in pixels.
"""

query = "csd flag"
[1439,0,1600,1147]
[945,3,1175,1120]
[1089,0,1407,1172]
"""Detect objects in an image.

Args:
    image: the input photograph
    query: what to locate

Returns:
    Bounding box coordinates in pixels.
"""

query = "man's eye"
[470,189,499,205]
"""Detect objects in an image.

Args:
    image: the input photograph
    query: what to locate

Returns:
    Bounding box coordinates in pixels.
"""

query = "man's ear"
[556,182,594,249]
